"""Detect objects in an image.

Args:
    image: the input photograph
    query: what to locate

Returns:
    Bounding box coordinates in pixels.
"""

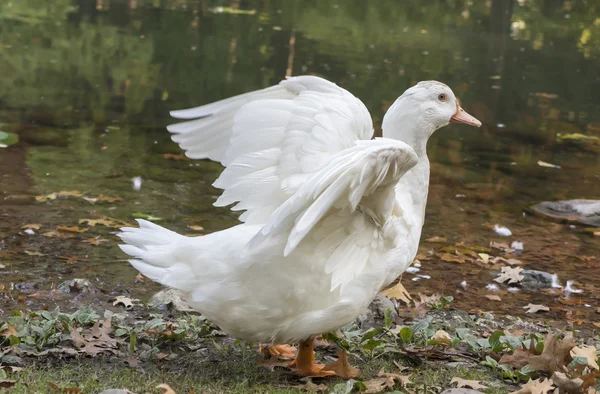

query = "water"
[0,1,599,326]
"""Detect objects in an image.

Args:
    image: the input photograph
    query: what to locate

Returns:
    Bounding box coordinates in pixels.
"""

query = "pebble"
[493,224,512,236]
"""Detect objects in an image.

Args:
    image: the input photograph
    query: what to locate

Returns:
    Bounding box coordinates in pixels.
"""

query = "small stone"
[529,199,600,227]
[519,270,556,289]
[57,278,98,293]
[357,294,398,329]
[149,289,194,312]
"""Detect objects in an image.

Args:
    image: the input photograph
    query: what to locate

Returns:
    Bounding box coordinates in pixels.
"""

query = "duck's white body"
[119,76,480,344]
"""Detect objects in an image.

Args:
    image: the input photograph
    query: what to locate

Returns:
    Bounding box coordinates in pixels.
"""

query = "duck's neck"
[382,106,434,234]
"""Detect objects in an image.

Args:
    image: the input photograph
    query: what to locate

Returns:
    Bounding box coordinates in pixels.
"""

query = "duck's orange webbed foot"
[259,344,297,360]
[289,338,359,378]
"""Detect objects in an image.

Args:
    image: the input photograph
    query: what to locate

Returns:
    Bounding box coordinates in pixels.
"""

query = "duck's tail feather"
[118,219,197,291]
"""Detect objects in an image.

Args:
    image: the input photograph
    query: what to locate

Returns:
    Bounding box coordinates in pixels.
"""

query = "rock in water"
[530,199,600,227]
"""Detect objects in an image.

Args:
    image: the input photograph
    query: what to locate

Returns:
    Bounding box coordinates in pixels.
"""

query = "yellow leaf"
[381,281,412,305]
[57,225,89,233]
[21,224,41,230]
[430,330,452,346]
[156,384,177,394]
[486,294,502,301]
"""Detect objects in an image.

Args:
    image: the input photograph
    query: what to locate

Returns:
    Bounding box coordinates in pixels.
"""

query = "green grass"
[0,350,514,394]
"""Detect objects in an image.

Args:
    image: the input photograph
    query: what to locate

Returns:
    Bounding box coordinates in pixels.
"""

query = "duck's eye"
[438,93,447,101]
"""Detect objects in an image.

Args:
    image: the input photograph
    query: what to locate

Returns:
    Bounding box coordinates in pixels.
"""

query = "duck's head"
[382,81,481,153]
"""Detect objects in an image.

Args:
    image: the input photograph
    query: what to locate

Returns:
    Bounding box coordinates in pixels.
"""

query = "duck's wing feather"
[248,138,418,257]
[168,76,374,224]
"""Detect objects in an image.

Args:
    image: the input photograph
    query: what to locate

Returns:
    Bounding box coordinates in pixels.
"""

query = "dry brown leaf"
[82,237,109,246]
[21,223,41,230]
[425,236,447,243]
[0,380,17,388]
[1,323,17,337]
[36,190,83,202]
[298,379,328,392]
[478,253,490,263]
[57,225,89,233]
[495,266,524,284]
[581,370,600,391]
[70,317,118,356]
[381,281,412,305]
[42,230,74,238]
[363,376,395,393]
[523,303,550,313]
[486,294,502,301]
[135,273,145,283]
[510,378,554,394]
[451,377,488,390]
[156,384,177,394]
[162,153,189,160]
[571,345,599,370]
[430,330,452,346]
[47,382,81,393]
[551,371,583,393]
[321,350,359,379]
[79,216,132,228]
[500,333,575,374]
[439,253,467,264]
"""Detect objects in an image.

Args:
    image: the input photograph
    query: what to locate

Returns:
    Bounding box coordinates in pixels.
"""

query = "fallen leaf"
[113,296,139,310]
[486,294,502,301]
[21,223,41,230]
[500,333,575,374]
[551,371,583,393]
[494,266,525,284]
[1,323,17,337]
[82,237,109,246]
[42,230,74,238]
[59,255,84,264]
[381,281,412,305]
[478,253,490,263]
[363,369,411,393]
[57,225,89,233]
[425,236,446,243]
[321,350,360,379]
[571,346,599,370]
[35,190,83,202]
[162,153,189,160]
[510,378,554,394]
[95,194,123,203]
[430,330,452,346]
[523,303,550,313]
[156,383,177,394]
[298,379,329,392]
[451,377,488,390]
[0,380,17,388]
[187,225,204,231]
[24,250,45,256]
[439,253,467,264]
[79,216,132,228]
[70,317,118,356]
[47,382,81,393]
[537,160,561,169]
[135,273,145,283]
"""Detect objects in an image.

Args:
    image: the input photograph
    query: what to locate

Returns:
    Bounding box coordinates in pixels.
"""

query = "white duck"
[118,76,481,377]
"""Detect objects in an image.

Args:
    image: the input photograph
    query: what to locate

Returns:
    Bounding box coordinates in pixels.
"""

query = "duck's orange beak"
[451,100,482,127]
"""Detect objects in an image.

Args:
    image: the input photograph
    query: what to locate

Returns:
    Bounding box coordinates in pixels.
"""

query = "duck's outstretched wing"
[248,138,418,256]
[168,76,373,224]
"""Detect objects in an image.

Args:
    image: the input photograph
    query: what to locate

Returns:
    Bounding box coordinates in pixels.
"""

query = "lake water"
[0,0,599,327]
